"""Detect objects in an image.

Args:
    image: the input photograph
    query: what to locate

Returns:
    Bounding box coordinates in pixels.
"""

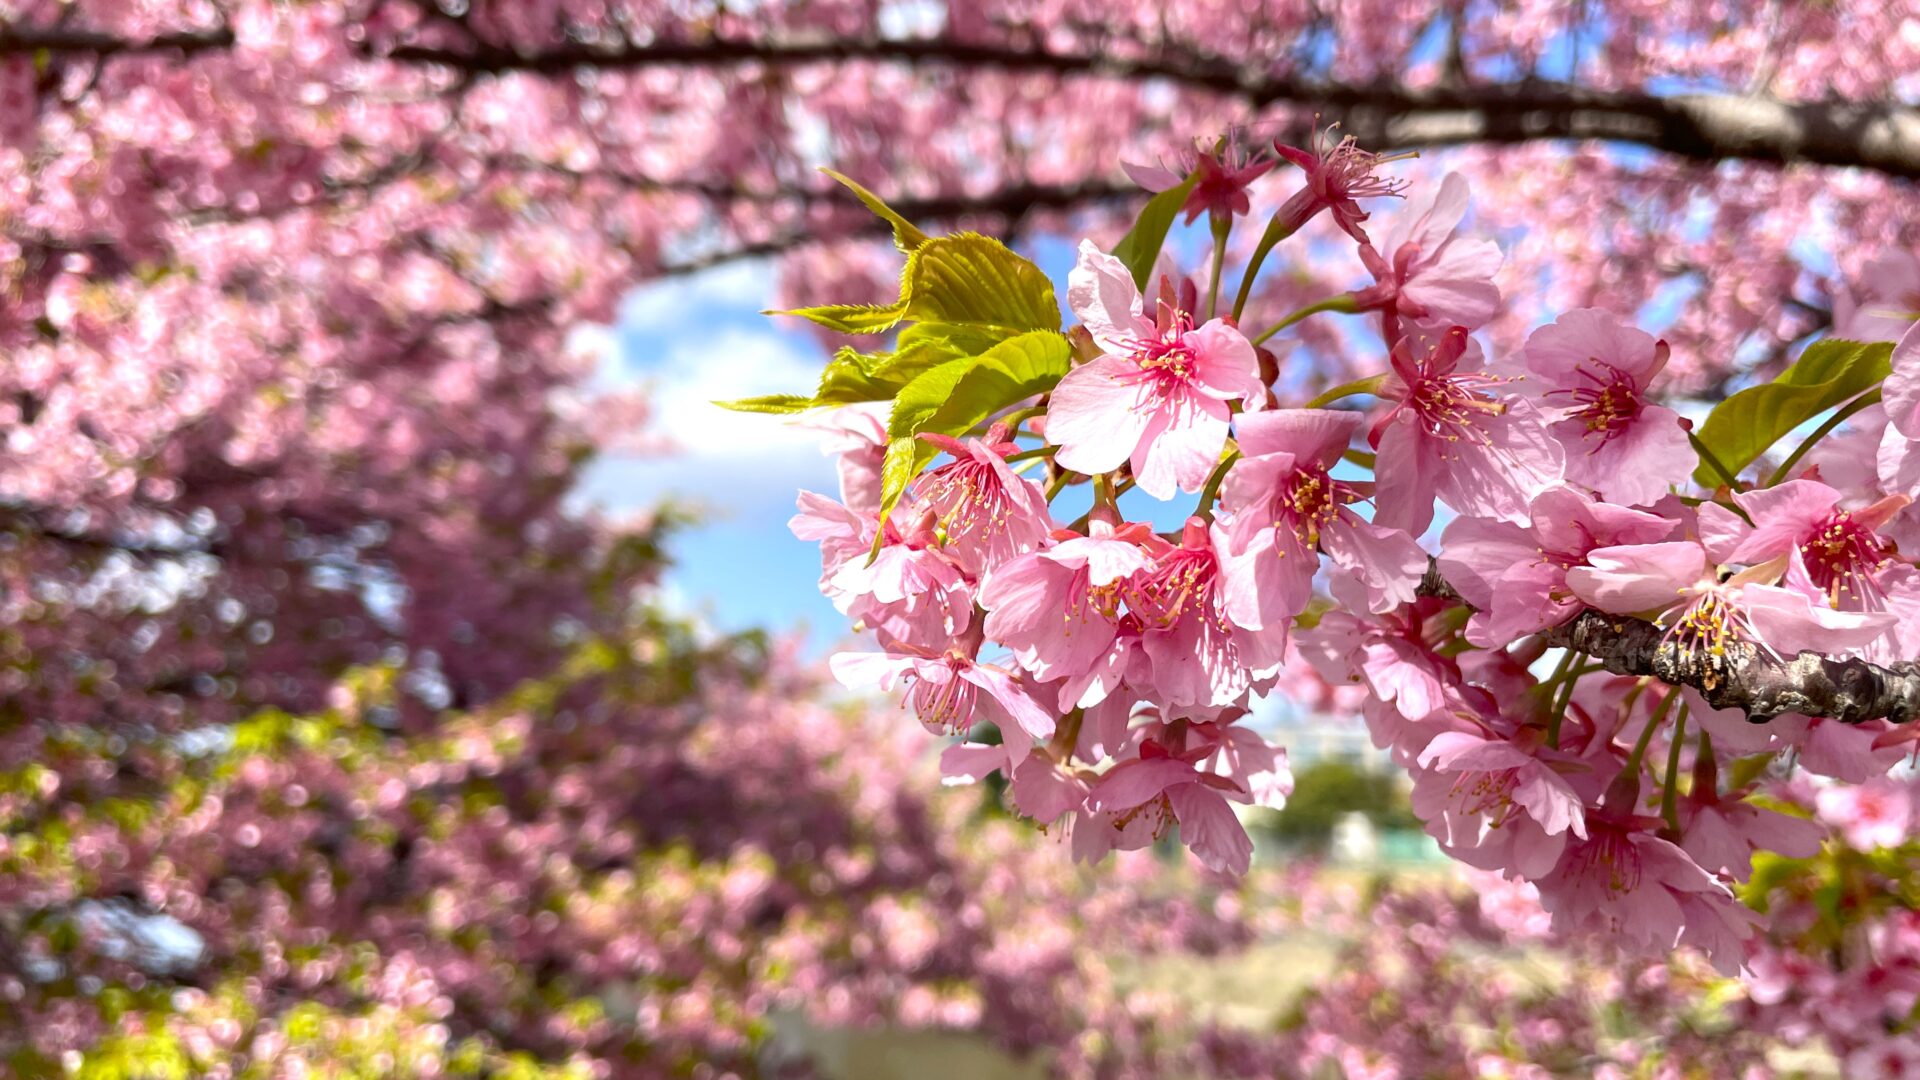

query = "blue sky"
[574,260,850,639]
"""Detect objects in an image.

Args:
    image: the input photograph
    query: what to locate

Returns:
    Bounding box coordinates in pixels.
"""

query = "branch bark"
[1541,607,1920,725]
[1418,560,1920,725]
[368,35,1920,180]
[0,23,234,57]
[9,24,1920,180]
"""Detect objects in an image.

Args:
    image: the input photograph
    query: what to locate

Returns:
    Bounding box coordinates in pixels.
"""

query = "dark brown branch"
[16,23,1920,179]
[1417,559,1920,725]
[0,23,234,57]
[1542,609,1920,725]
[371,36,1920,180]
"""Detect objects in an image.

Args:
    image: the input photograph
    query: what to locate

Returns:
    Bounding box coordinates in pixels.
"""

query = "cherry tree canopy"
[9,1,1920,1076]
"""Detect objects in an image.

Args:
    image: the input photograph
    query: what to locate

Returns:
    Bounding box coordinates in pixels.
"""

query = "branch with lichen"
[1417,559,1920,725]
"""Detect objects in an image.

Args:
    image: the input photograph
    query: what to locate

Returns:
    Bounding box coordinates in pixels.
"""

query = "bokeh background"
[4,2,1920,1077]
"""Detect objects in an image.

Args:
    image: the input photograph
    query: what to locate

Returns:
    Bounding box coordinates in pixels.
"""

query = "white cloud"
[616,260,772,331]
[572,263,846,516]
[643,326,829,459]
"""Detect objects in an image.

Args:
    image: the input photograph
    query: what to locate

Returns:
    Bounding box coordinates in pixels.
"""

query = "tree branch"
[16,23,1920,179]
[370,35,1920,180]
[1417,560,1920,725]
[1543,608,1920,725]
[0,23,234,57]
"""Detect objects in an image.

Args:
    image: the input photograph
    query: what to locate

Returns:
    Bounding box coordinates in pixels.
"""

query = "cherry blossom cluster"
[780,135,1920,974]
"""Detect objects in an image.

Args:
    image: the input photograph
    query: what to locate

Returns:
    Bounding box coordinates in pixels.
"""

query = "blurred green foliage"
[1253,760,1419,851]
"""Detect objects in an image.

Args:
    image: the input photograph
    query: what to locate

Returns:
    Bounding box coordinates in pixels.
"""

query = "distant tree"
[1255,761,1420,852]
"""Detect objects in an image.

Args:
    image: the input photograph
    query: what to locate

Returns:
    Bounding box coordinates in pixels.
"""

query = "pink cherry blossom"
[1412,729,1588,879]
[795,403,890,513]
[1682,789,1825,882]
[1008,752,1092,824]
[1271,129,1409,242]
[794,494,972,646]
[1123,139,1275,224]
[1189,719,1294,811]
[1879,321,1920,441]
[830,646,1056,740]
[1296,597,1465,759]
[1535,812,1759,974]
[979,520,1157,706]
[1845,1037,1920,1080]
[1084,740,1255,875]
[1351,173,1504,330]
[1815,778,1914,851]
[913,429,1053,574]
[1516,308,1696,507]
[1728,478,1920,660]
[1047,241,1263,498]
[1567,541,1897,665]
[1835,252,1920,343]
[1439,485,1678,647]
[1127,518,1286,709]
[1369,325,1564,534]
[1220,407,1426,624]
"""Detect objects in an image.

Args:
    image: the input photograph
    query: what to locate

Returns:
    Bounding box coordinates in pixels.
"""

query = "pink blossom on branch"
[1083,738,1256,875]
[830,645,1056,740]
[913,429,1054,575]
[1369,325,1565,534]
[1515,307,1696,507]
[979,520,1157,707]
[1047,241,1262,498]
[1439,485,1678,647]
[1351,172,1505,330]
[1220,407,1427,622]
[1271,129,1410,243]
[1123,139,1276,224]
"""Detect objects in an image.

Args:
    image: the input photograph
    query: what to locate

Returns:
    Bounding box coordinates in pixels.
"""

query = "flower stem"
[1304,372,1386,409]
[1688,431,1746,492]
[1205,214,1232,322]
[1543,653,1589,750]
[1230,214,1299,323]
[1044,469,1077,501]
[1194,449,1242,521]
[1624,684,1680,778]
[1251,294,1360,346]
[1766,390,1881,487]
[1067,476,1134,531]
[1660,704,1690,832]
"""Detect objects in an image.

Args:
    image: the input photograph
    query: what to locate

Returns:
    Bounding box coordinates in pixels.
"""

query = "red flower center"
[1549,360,1644,446]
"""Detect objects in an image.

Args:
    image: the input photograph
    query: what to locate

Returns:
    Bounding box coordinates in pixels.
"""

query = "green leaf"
[1110,171,1200,290]
[771,233,1059,338]
[1690,338,1893,486]
[726,335,982,416]
[712,394,815,414]
[915,331,1073,438]
[772,300,909,335]
[907,233,1060,332]
[814,348,902,405]
[820,168,929,252]
[875,330,1072,520]
[875,436,925,535]
[898,319,1018,360]
[869,329,974,385]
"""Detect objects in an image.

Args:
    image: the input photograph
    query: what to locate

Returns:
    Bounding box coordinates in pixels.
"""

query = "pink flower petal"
[1565,541,1707,614]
